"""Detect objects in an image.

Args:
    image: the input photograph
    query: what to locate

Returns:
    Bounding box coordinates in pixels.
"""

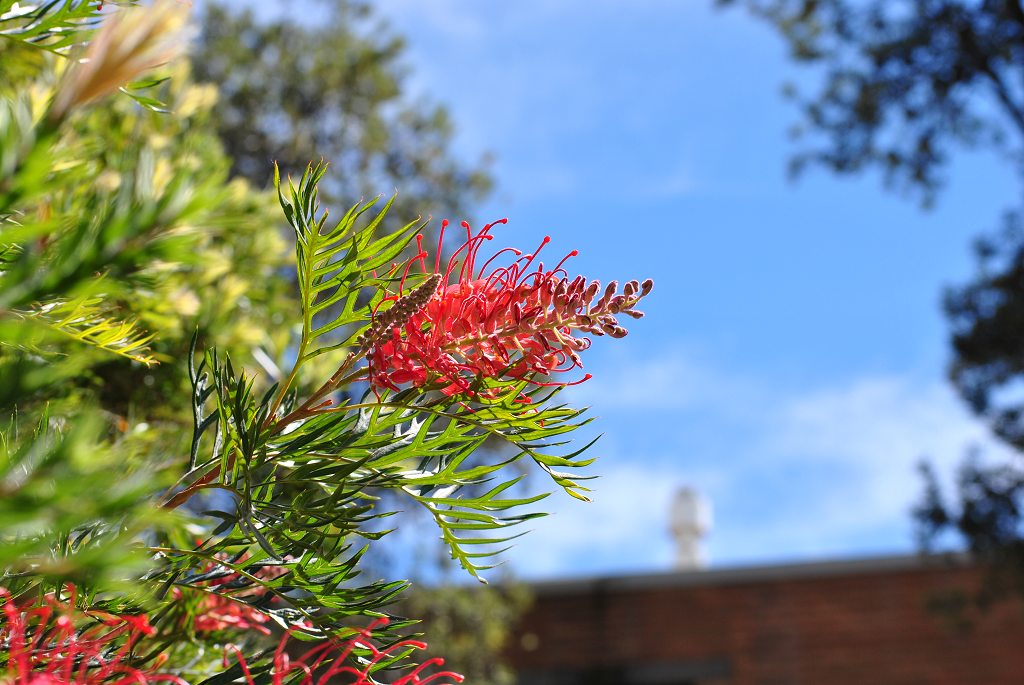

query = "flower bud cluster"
[356,273,442,356]
[569,277,654,339]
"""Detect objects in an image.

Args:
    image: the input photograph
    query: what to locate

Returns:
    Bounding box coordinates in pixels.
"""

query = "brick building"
[507,555,1024,685]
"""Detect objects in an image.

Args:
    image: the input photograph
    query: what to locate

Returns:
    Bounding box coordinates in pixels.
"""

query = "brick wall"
[507,556,1024,685]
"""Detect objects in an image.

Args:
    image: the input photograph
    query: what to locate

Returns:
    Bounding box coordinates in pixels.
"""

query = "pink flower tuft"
[225,617,463,685]
[368,220,652,401]
[0,589,461,685]
[191,592,272,636]
[0,586,184,685]
[183,555,289,636]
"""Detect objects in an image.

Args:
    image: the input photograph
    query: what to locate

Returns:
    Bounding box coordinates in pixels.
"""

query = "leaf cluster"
[159,164,595,632]
[0,0,101,54]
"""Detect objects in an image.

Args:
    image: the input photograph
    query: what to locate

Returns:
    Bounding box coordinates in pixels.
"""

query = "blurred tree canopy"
[0,0,251,595]
[719,0,1024,599]
[190,1,493,222]
[0,42,292,429]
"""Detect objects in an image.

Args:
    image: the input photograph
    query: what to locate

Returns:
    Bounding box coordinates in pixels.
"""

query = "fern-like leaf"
[277,162,422,360]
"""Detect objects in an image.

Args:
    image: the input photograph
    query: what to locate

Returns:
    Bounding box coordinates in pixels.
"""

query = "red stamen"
[517,236,551,276]
[415,233,427,273]
[435,220,449,273]
[552,249,578,276]
[399,247,428,294]
[479,246,522,278]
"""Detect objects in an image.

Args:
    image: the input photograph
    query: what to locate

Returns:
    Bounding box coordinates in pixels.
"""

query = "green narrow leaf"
[16,295,157,365]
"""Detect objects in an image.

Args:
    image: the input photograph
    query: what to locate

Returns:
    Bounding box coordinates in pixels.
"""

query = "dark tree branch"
[979,60,1024,140]
[1011,0,1024,29]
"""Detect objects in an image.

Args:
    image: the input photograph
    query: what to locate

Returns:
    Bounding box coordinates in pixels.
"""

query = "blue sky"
[357,1,1022,579]
[240,1,1021,578]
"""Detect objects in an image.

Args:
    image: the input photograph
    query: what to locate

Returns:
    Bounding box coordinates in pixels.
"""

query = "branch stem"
[162,455,236,509]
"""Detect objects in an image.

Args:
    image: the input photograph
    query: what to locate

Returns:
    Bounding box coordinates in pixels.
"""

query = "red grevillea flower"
[368,220,653,400]
[225,617,463,685]
[0,586,184,685]
[181,555,289,635]
[189,589,272,636]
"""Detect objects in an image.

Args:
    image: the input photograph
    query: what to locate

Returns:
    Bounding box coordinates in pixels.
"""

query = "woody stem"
[270,366,368,432]
[162,455,235,509]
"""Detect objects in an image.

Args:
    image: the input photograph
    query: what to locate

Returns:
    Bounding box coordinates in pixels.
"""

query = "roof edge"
[527,552,970,596]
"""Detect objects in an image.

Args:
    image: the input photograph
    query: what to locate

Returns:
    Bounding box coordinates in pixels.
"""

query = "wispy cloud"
[568,346,767,416]
[371,2,704,42]
[502,465,684,578]
[368,1,717,204]
[502,348,1012,579]
[637,164,701,199]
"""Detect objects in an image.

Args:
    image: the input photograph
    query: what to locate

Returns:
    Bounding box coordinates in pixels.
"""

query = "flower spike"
[367,220,653,401]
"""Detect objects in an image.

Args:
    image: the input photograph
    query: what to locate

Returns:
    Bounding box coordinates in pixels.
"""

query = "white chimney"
[670,486,711,570]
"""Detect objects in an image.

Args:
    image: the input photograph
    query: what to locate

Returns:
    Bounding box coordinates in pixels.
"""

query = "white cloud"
[370,0,488,41]
[723,374,1016,562]
[501,349,1014,579]
[502,464,685,578]
[638,165,700,199]
[568,347,767,417]
[370,2,705,42]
